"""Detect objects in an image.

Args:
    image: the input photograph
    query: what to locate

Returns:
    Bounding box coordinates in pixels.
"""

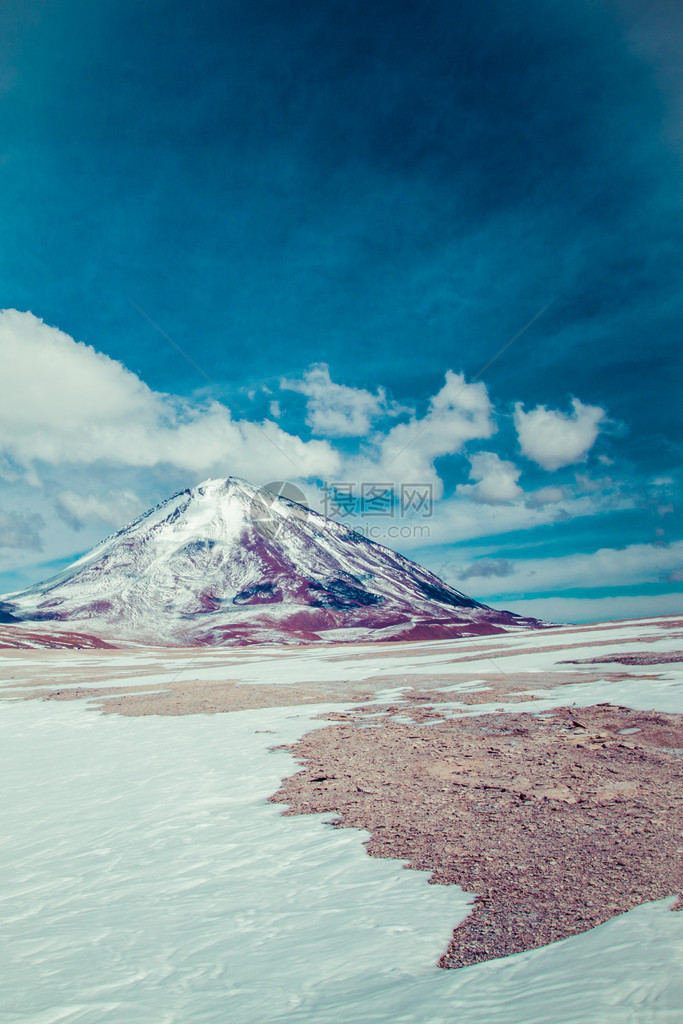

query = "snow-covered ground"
[1,616,682,1023]
[1,613,681,694]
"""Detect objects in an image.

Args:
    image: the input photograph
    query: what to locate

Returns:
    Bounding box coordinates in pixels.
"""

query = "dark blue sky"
[0,0,681,619]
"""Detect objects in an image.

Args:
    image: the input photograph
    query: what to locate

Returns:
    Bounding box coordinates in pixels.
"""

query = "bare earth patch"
[271,700,683,968]
[30,680,376,716]
[561,652,683,665]
[9,669,648,715]
[356,670,662,707]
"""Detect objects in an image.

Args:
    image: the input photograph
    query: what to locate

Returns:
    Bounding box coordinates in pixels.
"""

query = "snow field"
[0,691,682,1023]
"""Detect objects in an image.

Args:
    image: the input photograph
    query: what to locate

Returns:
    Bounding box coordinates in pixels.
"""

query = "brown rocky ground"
[271,699,683,968]
[561,652,683,665]
[4,668,652,715]
[8,677,378,715]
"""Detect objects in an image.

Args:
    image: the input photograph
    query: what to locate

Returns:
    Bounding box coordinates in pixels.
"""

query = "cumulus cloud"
[0,310,339,483]
[362,371,496,492]
[514,398,606,471]
[281,362,404,437]
[0,509,44,550]
[456,452,523,504]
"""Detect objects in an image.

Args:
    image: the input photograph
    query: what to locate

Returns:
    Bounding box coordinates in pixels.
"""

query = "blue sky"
[0,0,681,622]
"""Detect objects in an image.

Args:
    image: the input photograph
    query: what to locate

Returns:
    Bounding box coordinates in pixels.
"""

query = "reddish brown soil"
[561,652,683,665]
[0,624,117,649]
[271,701,683,968]
[29,680,375,716]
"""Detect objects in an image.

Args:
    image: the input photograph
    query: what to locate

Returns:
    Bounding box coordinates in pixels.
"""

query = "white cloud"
[459,557,515,579]
[415,487,635,549]
[440,540,683,597]
[525,485,568,507]
[281,363,403,437]
[0,509,44,550]
[574,472,615,493]
[456,452,523,504]
[514,397,606,471]
[497,593,683,625]
[364,371,496,493]
[0,308,643,587]
[0,310,339,484]
[55,490,143,531]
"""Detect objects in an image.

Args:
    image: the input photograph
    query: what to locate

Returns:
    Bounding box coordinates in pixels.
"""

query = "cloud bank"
[451,540,683,596]
[0,311,506,499]
[0,307,653,617]
[0,310,338,483]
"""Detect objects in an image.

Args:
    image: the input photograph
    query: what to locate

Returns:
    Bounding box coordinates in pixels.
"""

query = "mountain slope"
[1,478,542,646]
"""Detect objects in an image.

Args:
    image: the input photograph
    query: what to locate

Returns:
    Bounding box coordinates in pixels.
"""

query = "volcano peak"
[1,478,542,646]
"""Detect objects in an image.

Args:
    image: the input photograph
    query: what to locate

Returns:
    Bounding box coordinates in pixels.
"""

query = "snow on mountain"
[1,477,542,646]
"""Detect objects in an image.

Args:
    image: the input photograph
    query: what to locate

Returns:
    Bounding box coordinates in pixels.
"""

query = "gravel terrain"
[272,698,683,967]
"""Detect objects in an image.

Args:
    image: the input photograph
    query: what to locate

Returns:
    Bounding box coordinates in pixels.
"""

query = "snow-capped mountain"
[1,477,542,646]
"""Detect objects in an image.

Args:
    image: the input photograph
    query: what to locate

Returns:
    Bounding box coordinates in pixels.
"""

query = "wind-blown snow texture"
[1,478,539,646]
[1,648,682,1024]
